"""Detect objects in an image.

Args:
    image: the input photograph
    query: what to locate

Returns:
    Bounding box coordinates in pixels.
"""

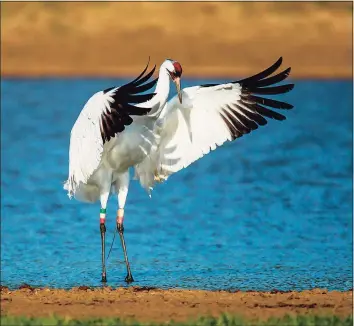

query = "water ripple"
[0,79,352,291]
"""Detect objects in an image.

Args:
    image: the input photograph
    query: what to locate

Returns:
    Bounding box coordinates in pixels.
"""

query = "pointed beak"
[174,77,182,104]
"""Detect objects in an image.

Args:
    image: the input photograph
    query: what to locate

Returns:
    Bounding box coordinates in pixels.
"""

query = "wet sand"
[1,2,352,78]
[1,286,352,323]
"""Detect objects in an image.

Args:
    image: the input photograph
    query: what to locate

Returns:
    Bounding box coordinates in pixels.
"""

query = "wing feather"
[64,61,158,198]
[135,58,294,193]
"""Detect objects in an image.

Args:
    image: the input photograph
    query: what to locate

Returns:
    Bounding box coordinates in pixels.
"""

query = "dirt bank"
[1,286,352,323]
[1,2,352,78]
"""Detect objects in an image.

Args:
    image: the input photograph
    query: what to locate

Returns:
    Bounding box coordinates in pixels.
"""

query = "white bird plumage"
[64,59,175,203]
[135,82,244,191]
[64,56,294,283]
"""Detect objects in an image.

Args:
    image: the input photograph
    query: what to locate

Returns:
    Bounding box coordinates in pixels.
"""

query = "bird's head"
[163,59,183,104]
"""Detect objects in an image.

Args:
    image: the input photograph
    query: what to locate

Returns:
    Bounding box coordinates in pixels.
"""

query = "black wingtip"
[234,58,282,85]
[151,64,157,76]
[129,57,153,85]
[254,67,292,88]
[288,84,295,92]
[145,56,152,74]
[132,64,157,87]
[250,83,295,96]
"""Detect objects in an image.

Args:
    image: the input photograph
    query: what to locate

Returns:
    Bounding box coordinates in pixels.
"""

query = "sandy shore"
[1,2,352,79]
[1,285,352,323]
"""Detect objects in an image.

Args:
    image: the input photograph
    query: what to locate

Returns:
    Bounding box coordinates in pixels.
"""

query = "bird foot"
[125,274,134,283]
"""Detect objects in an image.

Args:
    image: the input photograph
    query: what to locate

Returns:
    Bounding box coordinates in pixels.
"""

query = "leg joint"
[117,223,124,234]
[100,223,106,233]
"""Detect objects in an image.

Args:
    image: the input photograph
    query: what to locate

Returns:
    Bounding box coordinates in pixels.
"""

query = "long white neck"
[155,67,170,101]
[146,66,170,117]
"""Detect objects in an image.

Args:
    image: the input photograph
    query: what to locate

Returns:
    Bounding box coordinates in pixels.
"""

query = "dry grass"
[1,315,353,326]
[1,2,352,78]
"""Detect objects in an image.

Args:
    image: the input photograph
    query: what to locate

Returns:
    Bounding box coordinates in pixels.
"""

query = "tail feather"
[63,177,100,203]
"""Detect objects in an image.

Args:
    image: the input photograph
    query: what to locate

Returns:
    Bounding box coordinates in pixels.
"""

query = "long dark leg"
[117,213,134,283]
[100,208,107,283]
[115,172,134,283]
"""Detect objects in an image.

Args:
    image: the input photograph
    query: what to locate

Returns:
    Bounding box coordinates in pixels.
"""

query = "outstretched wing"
[64,61,158,198]
[135,57,294,193]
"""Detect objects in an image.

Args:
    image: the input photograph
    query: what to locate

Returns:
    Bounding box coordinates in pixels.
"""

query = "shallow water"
[1,78,352,291]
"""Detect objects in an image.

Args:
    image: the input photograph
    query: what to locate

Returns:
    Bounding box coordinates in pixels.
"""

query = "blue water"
[1,78,352,291]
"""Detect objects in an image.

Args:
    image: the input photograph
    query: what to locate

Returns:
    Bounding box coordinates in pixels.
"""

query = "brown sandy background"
[1,286,352,323]
[1,2,353,78]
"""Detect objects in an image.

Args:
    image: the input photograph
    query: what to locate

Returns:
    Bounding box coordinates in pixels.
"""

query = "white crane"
[64,57,294,284]
[64,58,182,283]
